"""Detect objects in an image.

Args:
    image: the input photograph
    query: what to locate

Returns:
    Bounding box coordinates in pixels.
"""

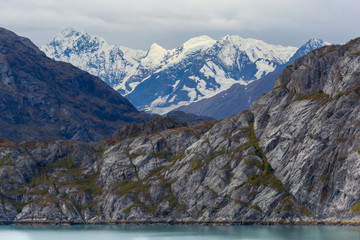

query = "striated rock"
[15,200,83,223]
[251,38,360,219]
[0,200,17,222]
[0,110,306,223]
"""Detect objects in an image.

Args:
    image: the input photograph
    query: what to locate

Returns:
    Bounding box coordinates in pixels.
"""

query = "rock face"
[0,28,149,142]
[0,38,359,224]
[250,39,360,220]
[0,113,300,223]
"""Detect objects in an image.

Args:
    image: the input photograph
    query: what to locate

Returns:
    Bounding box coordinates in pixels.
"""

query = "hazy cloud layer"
[1,0,359,49]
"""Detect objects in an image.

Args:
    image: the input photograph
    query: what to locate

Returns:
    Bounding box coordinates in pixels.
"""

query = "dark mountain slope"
[0,28,149,142]
[166,111,215,125]
[175,70,281,119]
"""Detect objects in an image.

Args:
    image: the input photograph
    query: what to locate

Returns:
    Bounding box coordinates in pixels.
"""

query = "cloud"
[0,0,359,49]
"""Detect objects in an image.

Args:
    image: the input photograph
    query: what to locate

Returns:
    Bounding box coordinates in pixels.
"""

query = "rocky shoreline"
[2,220,360,226]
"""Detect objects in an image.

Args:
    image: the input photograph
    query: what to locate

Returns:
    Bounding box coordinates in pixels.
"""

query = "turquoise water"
[0,224,360,240]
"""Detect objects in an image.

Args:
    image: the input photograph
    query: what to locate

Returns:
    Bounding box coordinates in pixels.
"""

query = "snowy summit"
[41,28,326,114]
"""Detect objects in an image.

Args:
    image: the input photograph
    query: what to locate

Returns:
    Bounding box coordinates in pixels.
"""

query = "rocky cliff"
[0,28,149,142]
[250,38,360,220]
[0,38,359,224]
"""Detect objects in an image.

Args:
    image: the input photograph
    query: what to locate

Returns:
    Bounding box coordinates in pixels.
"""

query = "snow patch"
[172,80,181,90]
[182,85,197,102]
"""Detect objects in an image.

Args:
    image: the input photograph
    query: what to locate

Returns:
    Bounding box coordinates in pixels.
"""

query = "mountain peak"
[222,34,243,43]
[59,27,86,37]
[149,42,166,51]
[220,35,265,45]
[284,38,330,65]
[141,43,168,67]
[52,28,108,49]
[308,38,324,43]
[303,38,330,49]
[181,35,216,53]
[43,28,113,60]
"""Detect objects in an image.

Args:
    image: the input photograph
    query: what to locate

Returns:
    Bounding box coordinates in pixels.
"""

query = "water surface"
[0,224,360,240]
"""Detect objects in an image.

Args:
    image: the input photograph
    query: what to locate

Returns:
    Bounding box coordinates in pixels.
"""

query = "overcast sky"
[1,0,359,49]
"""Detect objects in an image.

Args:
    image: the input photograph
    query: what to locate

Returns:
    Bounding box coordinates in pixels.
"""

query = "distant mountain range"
[174,38,329,119]
[42,29,305,114]
[0,27,149,142]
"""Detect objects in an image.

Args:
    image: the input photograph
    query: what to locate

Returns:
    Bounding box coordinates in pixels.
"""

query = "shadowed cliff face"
[0,35,358,224]
[0,28,149,142]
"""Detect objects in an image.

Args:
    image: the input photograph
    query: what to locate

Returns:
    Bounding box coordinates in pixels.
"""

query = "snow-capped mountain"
[174,38,330,119]
[42,28,297,114]
[41,28,147,95]
[284,38,330,66]
[125,36,297,114]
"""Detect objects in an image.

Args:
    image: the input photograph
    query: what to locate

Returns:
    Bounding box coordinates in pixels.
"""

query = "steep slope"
[174,70,281,119]
[174,39,328,119]
[0,35,358,224]
[0,28,149,142]
[251,38,360,219]
[42,29,297,114]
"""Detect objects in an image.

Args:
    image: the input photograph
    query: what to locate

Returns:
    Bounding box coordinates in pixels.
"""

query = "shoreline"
[2,220,360,226]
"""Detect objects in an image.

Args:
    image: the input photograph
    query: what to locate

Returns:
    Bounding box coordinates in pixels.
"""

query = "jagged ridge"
[173,38,328,119]
[42,29,297,114]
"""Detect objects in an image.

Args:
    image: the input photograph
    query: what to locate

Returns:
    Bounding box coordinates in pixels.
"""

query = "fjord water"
[0,225,360,240]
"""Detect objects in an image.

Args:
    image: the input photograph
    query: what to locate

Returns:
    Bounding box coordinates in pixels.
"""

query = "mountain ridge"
[174,38,329,119]
[42,29,297,114]
[0,27,150,142]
